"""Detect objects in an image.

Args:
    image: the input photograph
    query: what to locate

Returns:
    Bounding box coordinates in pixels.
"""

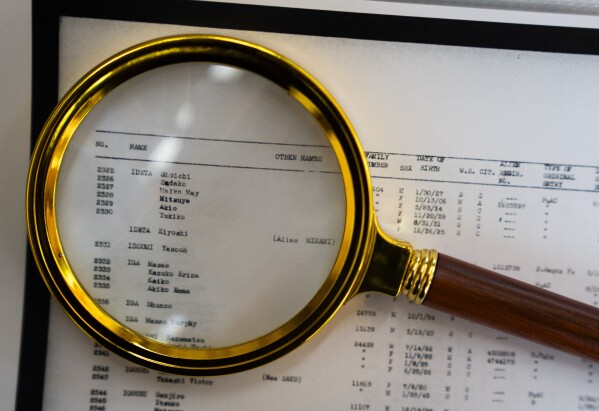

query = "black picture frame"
[19,1,599,409]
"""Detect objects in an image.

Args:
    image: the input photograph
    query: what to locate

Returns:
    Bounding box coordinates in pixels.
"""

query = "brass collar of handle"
[400,249,438,305]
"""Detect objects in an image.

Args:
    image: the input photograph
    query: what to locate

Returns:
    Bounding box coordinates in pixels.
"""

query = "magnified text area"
[55,63,346,348]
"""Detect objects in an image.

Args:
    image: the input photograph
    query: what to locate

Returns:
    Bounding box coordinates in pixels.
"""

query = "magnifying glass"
[27,35,599,375]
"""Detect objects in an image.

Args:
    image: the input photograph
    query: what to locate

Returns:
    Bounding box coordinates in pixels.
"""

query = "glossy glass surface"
[55,62,346,348]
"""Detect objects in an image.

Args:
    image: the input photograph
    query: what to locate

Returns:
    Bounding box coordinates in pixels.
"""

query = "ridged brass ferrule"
[400,249,438,304]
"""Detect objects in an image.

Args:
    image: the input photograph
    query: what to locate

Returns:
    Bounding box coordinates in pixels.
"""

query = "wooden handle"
[423,253,599,362]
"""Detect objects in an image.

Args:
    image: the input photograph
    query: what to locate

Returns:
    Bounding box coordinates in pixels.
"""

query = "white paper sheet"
[39,17,599,410]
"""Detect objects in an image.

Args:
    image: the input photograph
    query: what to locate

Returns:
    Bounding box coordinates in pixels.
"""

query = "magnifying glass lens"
[55,62,346,348]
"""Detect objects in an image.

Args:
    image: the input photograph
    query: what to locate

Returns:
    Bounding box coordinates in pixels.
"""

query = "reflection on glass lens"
[55,62,346,348]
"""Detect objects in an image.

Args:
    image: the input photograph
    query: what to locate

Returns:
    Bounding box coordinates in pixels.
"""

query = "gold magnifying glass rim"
[26,34,375,374]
